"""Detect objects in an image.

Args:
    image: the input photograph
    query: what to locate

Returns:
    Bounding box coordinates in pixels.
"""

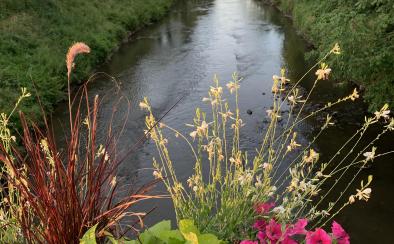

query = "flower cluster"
[241,202,350,244]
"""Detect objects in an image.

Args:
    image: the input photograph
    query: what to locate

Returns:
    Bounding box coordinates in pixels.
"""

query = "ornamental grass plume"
[66,42,90,80]
[0,43,162,243]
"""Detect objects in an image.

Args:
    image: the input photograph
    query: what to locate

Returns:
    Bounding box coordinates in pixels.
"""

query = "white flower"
[189,130,198,139]
[226,82,240,94]
[266,109,281,119]
[374,110,390,120]
[356,188,371,201]
[363,147,376,162]
[139,98,150,110]
[273,206,285,214]
[315,63,331,80]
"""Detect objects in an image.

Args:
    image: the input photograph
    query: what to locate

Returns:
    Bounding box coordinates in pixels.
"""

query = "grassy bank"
[0,0,174,120]
[267,0,394,111]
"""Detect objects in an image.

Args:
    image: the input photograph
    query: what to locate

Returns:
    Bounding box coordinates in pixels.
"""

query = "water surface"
[54,0,393,242]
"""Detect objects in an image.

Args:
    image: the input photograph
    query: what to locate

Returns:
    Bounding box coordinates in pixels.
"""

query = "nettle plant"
[141,43,394,242]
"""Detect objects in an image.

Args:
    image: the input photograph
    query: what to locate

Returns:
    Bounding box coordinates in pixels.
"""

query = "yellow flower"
[303,149,319,163]
[350,88,359,101]
[331,43,341,55]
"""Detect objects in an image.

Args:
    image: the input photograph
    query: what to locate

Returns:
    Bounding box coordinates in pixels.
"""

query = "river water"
[54,0,393,242]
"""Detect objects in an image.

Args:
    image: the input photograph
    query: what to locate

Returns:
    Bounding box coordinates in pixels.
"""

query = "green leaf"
[148,220,172,236]
[80,224,98,244]
[179,220,199,244]
[156,230,184,243]
[179,220,199,236]
[198,234,222,244]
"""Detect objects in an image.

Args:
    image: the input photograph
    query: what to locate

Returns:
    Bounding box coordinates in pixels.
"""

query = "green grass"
[0,0,173,120]
[269,0,394,111]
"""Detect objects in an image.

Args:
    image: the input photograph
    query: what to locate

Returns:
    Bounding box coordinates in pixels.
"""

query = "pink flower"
[332,221,350,244]
[306,228,332,244]
[286,218,308,236]
[282,236,298,244]
[255,202,275,214]
[257,231,267,244]
[266,219,282,241]
[253,219,268,231]
[240,241,258,244]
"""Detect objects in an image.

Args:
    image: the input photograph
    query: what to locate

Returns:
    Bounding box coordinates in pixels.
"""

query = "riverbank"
[0,0,174,121]
[262,0,394,111]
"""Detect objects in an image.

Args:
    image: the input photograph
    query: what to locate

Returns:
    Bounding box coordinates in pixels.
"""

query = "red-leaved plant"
[0,43,162,243]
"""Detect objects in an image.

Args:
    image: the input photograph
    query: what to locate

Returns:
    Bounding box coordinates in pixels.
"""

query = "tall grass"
[0,43,162,243]
[141,43,394,241]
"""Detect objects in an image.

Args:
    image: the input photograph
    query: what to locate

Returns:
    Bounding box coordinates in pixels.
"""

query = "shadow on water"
[52,0,393,241]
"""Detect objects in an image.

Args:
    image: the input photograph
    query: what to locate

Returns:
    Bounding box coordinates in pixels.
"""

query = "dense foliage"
[0,0,173,119]
[268,0,394,111]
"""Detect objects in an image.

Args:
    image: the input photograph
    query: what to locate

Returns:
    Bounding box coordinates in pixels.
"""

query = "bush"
[271,0,394,111]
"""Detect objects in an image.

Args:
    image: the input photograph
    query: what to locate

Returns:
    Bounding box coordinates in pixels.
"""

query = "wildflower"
[363,147,376,162]
[189,130,198,139]
[266,219,282,242]
[262,162,272,170]
[254,202,275,214]
[220,110,234,119]
[348,195,356,204]
[253,219,268,231]
[355,187,371,201]
[153,170,163,179]
[386,118,394,130]
[266,109,281,119]
[331,221,350,244]
[331,43,341,55]
[139,99,150,110]
[229,156,242,166]
[315,63,331,80]
[287,132,301,152]
[349,88,359,101]
[306,228,331,244]
[288,95,304,105]
[226,81,240,94]
[66,42,91,79]
[374,104,390,120]
[209,86,223,97]
[304,149,319,163]
[273,206,285,214]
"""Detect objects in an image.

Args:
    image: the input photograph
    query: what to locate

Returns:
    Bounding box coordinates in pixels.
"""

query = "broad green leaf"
[179,220,199,244]
[148,220,172,236]
[179,219,199,236]
[156,230,184,243]
[80,224,98,244]
[198,233,222,244]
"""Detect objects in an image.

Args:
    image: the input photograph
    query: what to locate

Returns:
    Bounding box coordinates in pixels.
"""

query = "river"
[53,0,393,243]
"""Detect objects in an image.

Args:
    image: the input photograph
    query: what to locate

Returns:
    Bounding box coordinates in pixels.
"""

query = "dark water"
[54,0,393,242]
